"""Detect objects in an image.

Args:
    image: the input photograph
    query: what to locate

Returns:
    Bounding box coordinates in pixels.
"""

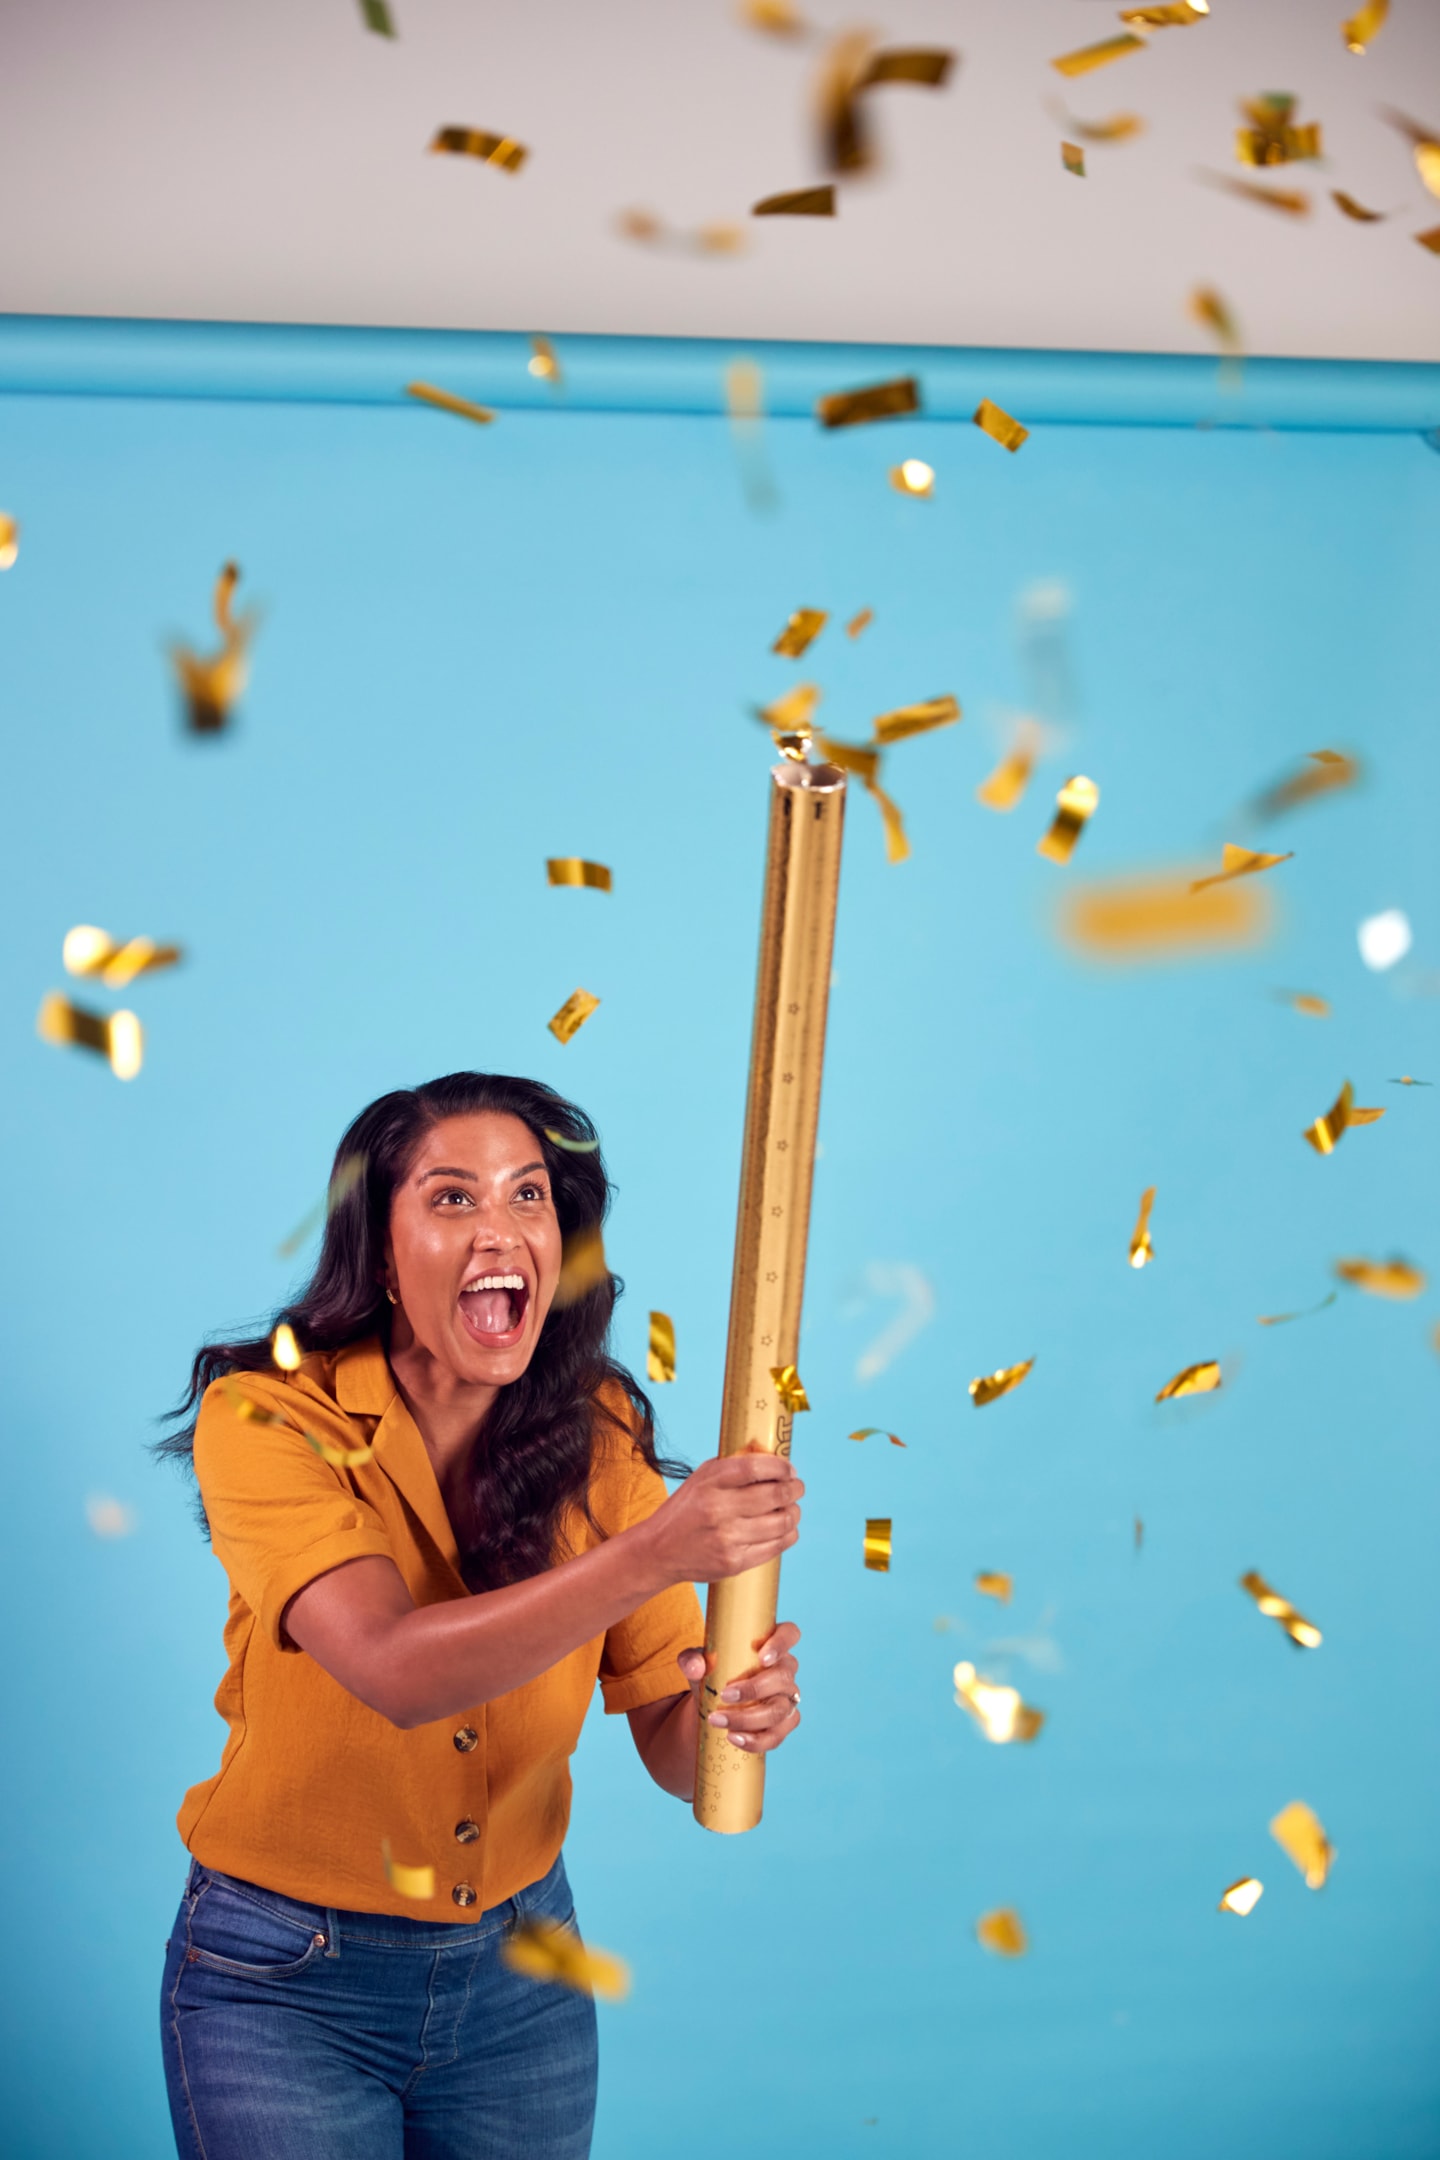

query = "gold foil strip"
[1235,96,1322,167]
[1257,1291,1337,1325]
[1277,990,1330,1017]
[1332,189,1387,221]
[1060,869,1269,960]
[543,1127,600,1153]
[63,926,182,987]
[1129,1186,1156,1268]
[891,458,935,497]
[815,29,876,174]
[647,1311,676,1384]
[846,607,873,638]
[1240,1569,1322,1648]
[1342,0,1388,53]
[172,560,254,733]
[0,514,18,568]
[1051,34,1147,77]
[974,1571,1012,1602]
[773,608,829,658]
[1270,1801,1334,1888]
[849,1427,906,1447]
[725,359,778,514]
[860,49,954,89]
[770,1363,810,1414]
[271,1324,302,1372]
[554,1225,609,1309]
[1390,1074,1432,1085]
[1219,1877,1263,1916]
[429,126,527,172]
[1416,224,1440,253]
[381,1842,435,1900]
[360,0,396,35]
[976,723,1041,813]
[1333,1256,1425,1298]
[405,381,495,426]
[305,1429,377,1471]
[528,336,562,384]
[973,398,1029,452]
[816,377,920,428]
[741,0,808,34]
[1190,285,1243,353]
[815,734,879,789]
[969,1359,1034,1408]
[546,858,612,893]
[953,1662,1044,1743]
[1056,109,1145,143]
[547,988,600,1044]
[36,993,143,1080]
[1303,1079,1357,1154]
[864,1518,893,1571]
[752,185,836,216]
[502,1920,630,2000]
[870,780,910,865]
[1190,843,1294,892]
[1380,111,1440,197]
[1155,1360,1220,1402]
[1062,141,1086,176]
[975,1908,1028,1956]
[872,696,960,745]
[1037,775,1099,863]
[1253,749,1358,819]
[1120,1,1208,22]
[1201,172,1312,216]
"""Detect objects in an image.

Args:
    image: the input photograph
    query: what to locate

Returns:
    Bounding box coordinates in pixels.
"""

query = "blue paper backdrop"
[0,377,1436,2159]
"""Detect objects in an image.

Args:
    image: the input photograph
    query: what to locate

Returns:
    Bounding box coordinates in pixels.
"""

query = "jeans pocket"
[185,1876,329,1980]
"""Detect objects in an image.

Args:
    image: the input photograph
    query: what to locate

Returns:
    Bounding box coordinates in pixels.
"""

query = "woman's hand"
[677,1621,802,1754]
[639,1452,803,1589]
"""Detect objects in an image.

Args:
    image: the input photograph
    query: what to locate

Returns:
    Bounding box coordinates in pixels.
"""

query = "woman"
[158,1071,803,2160]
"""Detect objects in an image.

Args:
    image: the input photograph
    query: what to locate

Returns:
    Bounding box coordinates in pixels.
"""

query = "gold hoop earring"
[384,1285,398,1306]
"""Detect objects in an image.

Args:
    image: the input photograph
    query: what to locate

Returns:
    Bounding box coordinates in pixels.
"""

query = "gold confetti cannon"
[694,758,847,1834]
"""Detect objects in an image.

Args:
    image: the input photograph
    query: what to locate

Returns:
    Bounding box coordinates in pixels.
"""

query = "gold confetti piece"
[1416,224,1440,253]
[815,733,880,789]
[1051,33,1147,77]
[304,1428,376,1471]
[87,1494,137,1538]
[760,682,823,752]
[1348,1105,1385,1125]
[696,223,748,256]
[974,1571,1012,1603]
[871,695,960,746]
[1190,843,1294,893]
[891,458,935,497]
[1201,171,1312,216]
[870,780,910,865]
[1271,1801,1334,1888]
[502,1918,629,2000]
[1155,1360,1220,1402]
[846,607,873,638]
[741,0,808,35]
[1253,748,1359,820]
[973,398,1029,452]
[1219,1877,1263,1916]
[171,561,255,734]
[1257,1290,1338,1325]
[1037,775,1099,864]
[546,858,612,894]
[0,513,18,568]
[547,988,600,1045]
[1303,1079,1357,1155]
[276,1154,366,1261]
[1276,989,1331,1017]
[36,993,143,1080]
[1380,112,1440,196]
[360,0,395,31]
[815,28,877,174]
[849,1427,907,1447]
[860,48,955,90]
[1334,1255,1425,1298]
[976,721,1041,813]
[1331,189,1387,221]
[528,335,562,385]
[271,1323,302,1372]
[1342,0,1388,53]
[543,1126,600,1153]
[752,185,836,217]
[1129,1186,1156,1269]
[554,1225,609,1309]
[405,381,495,426]
[1062,141,1086,176]
[816,377,920,429]
[1190,285,1243,354]
[1240,1569,1322,1648]
[771,1363,810,1414]
[381,1841,435,1901]
[772,608,829,659]
[1060,868,1270,961]
[1120,0,1208,23]
[429,126,527,173]
[1056,108,1145,143]
[725,359,779,515]
[1134,1516,1145,1551]
[1235,94,1322,168]
[62,925,183,987]
[953,1662,1044,1743]
[1390,1074,1432,1085]
[864,1518,892,1572]
[647,1310,676,1385]
[969,1359,1034,1408]
[975,1908,1028,1956]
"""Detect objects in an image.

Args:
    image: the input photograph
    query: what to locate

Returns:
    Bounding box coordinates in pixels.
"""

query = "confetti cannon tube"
[694,760,847,1834]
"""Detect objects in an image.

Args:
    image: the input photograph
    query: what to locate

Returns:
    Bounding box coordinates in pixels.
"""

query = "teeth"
[461,1273,525,1294]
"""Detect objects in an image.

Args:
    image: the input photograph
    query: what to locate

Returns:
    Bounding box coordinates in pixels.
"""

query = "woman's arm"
[628,1624,803,1800]
[282,1454,803,1729]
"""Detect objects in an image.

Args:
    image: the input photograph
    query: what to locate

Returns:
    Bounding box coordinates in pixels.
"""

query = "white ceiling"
[2,0,1437,361]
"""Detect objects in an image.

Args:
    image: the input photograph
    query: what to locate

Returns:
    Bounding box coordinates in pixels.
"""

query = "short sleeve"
[598,1454,705,1715]
[194,1376,397,1651]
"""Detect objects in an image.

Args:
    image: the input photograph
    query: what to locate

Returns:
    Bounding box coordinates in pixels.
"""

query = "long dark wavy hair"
[158,1072,684,1591]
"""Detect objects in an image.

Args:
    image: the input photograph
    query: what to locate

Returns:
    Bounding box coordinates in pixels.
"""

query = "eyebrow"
[418,1161,548,1184]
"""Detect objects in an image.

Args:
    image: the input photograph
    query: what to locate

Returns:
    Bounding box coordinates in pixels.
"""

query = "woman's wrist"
[616,1509,676,1600]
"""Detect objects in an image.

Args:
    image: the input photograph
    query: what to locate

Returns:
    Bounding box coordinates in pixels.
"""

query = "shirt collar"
[334,1337,463,1578]
[334,1336,396,1416]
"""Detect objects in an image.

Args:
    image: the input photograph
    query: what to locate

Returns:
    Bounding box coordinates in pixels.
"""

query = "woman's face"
[384,1111,564,1390]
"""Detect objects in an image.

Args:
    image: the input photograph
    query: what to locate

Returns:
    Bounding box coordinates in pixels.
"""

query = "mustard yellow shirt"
[178,1338,702,1918]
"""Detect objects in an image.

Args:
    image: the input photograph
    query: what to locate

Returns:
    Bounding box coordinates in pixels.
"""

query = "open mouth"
[458,1271,530,1348]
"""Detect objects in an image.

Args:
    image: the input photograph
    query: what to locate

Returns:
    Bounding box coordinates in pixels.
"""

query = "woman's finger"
[757,1620,802,1665]
[726,1704,801,1753]
[717,1659,797,1707]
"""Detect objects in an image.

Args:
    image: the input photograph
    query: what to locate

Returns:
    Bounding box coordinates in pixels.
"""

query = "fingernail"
[760,1651,777,1665]
[728,1733,748,1749]
[721,1687,741,1703]
[708,1713,728,1728]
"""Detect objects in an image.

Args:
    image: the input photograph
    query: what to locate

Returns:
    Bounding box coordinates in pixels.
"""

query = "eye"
[514,1182,548,1203]
[433,1187,475,1208]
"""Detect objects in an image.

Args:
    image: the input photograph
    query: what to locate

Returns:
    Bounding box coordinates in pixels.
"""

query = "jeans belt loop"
[324,1906,342,1958]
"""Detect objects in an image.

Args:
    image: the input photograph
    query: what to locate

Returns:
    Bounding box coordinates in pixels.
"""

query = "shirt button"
[452,1726,478,1753]
[452,1883,478,1909]
[454,1819,480,1844]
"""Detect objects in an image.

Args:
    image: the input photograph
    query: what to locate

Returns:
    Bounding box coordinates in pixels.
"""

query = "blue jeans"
[160,1852,597,2159]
